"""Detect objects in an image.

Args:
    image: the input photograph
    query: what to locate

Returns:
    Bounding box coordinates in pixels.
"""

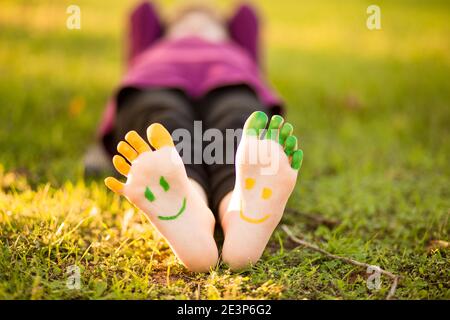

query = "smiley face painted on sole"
[144,176,187,221]
[105,124,191,224]
[239,177,273,224]
[105,123,219,272]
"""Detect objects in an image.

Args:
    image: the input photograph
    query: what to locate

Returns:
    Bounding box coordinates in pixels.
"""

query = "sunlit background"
[0,0,449,299]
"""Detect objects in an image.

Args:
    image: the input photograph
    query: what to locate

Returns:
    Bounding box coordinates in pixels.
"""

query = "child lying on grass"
[92,2,303,271]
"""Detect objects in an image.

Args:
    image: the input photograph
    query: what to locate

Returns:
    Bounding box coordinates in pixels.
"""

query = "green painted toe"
[279,122,293,146]
[265,115,284,140]
[244,111,268,136]
[291,149,303,170]
[284,135,298,156]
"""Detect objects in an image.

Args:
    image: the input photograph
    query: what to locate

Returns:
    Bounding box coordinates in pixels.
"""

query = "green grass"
[0,0,449,299]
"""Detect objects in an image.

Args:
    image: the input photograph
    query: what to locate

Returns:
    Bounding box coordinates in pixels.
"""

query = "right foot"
[105,124,218,272]
[221,111,303,270]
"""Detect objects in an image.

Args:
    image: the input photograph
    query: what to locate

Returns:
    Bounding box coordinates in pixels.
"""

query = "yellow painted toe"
[125,130,151,154]
[104,177,124,194]
[147,123,174,150]
[117,141,138,162]
[113,155,130,176]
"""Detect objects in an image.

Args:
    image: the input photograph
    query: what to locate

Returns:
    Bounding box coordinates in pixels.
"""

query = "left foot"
[104,124,218,272]
[221,111,303,270]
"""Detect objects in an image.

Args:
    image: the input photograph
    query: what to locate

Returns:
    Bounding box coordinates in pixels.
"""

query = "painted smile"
[239,201,270,224]
[157,197,187,221]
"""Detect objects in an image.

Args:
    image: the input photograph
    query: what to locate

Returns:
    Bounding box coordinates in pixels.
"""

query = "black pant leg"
[199,85,272,213]
[113,87,209,194]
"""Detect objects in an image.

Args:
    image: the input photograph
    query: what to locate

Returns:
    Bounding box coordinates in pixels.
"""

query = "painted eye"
[245,178,255,190]
[261,187,272,200]
[159,176,170,192]
[145,187,156,202]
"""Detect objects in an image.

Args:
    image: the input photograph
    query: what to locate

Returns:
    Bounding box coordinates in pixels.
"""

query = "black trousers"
[113,85,270,213]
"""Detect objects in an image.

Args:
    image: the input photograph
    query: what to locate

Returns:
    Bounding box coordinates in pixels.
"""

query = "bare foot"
[221,111,303,270]
[105,124,218,272]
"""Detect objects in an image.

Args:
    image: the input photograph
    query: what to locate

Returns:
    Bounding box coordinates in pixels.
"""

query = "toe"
[244,111,268,137]
[112,155,130,176]
[291,149,304,170]
[146,123,175,150]
[265,115,284,140]
[279,122,293,146]
[125,130,151,154]
[117,141,138,162]
[284,135,298,156]
[104,176,124,194]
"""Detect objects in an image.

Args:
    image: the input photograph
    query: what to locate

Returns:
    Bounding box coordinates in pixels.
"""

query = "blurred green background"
[0,0,449,299]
